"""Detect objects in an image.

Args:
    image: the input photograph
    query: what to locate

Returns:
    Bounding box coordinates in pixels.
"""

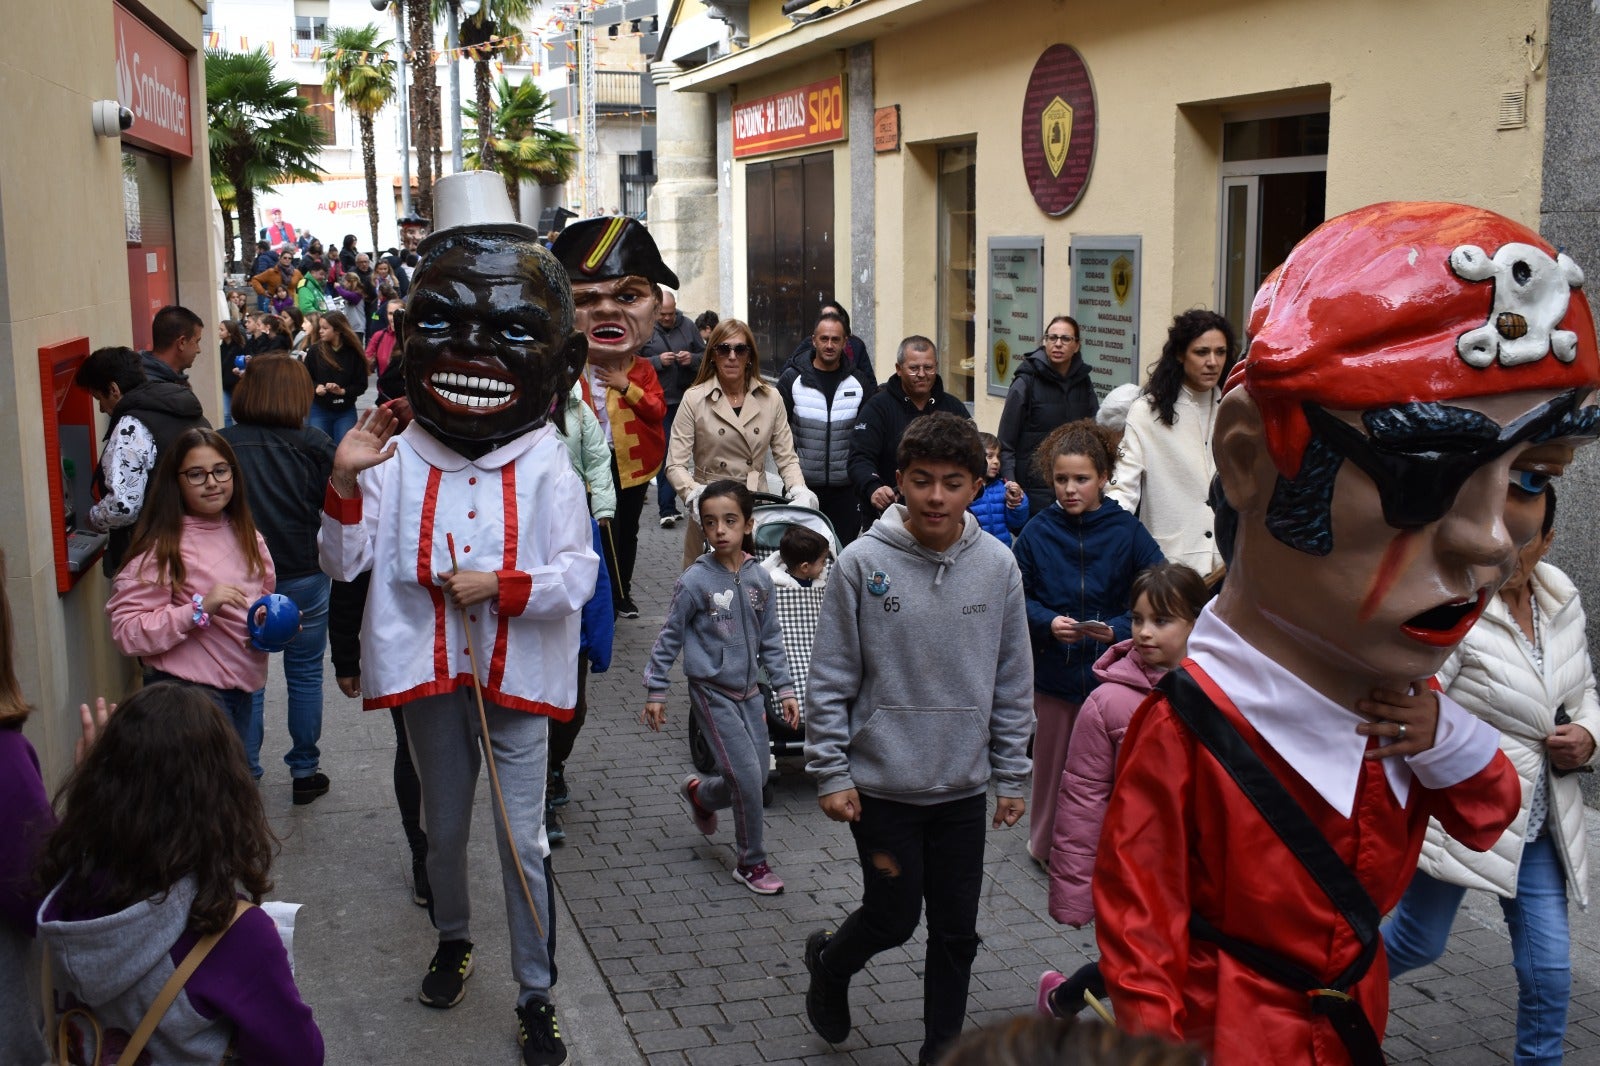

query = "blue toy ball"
[248,594,301,653]
[234,355,249,372]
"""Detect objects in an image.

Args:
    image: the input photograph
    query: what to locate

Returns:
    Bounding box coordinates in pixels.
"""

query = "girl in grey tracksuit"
[643,488,798,890]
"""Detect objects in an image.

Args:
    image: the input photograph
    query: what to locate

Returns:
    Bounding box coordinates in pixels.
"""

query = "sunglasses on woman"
[712,343,752,358]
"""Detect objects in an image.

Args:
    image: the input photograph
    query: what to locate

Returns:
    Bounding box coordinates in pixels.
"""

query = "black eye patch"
[1302,390,1591,531]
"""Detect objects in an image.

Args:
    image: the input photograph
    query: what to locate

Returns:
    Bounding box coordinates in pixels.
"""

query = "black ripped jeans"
[820,792,987,1063]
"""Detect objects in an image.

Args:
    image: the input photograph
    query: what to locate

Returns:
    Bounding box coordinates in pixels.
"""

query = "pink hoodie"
[108,514,274,693]
[1048,638,1167,927]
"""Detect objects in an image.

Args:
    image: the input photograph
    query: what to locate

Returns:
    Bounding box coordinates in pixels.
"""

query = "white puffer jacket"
[1418,561,1600,907]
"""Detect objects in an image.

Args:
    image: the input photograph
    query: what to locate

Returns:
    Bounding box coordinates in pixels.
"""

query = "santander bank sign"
[114,3,193,158]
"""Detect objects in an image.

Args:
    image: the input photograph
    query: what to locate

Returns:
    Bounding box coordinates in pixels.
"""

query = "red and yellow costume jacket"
[1093,609,1520,1065]
[581,358,666,490]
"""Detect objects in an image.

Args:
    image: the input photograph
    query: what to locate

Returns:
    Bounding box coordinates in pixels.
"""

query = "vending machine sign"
[733,76,848,159]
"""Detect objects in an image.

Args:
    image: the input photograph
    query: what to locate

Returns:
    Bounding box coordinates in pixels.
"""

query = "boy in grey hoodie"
[802,413,1033,1065]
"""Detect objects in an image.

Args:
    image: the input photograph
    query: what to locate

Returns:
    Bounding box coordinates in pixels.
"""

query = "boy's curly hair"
[1033,418,1119,483]
[896,412,985,480]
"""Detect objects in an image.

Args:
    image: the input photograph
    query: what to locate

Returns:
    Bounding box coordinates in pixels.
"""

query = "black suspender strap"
[1157,667,1386,1066]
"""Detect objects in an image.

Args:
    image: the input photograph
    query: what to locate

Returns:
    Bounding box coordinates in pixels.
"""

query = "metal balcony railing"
[595,70,646,111]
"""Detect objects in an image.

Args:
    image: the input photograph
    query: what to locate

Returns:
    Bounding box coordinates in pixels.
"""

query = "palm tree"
[212,171,240,271]
[461,75,577,220]
[206,49,324,254]
[322,25,398,255]
[457,0,535,174]
[406,0,440,222]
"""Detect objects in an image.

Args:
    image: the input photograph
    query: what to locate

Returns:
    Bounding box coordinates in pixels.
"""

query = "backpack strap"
[1157,667,1386,1065]
[46,899,252,1065]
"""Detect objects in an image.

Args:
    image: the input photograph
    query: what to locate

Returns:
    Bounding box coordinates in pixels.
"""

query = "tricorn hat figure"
[551,216,680,289]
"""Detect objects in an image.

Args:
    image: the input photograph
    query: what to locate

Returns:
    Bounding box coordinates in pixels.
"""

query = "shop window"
[620,152,655,218]
[744,152,834,377]
[299,84,337,146]
[937,143,977,405]
[1218,109,1327,340]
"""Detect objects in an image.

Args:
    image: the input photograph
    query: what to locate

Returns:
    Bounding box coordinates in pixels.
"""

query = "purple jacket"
[0,726,52,936]
[1048,639,1166,926]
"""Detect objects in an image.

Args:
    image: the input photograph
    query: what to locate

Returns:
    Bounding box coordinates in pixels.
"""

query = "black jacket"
[847,375,972,510]
[307,343,369,412]
[642,316,704,406]
[100,382,211,573]
[219,424,335,580]
[328,570,369,678]
[139,351,187,386]
[221,340,247,394]
[996,350,1099,504]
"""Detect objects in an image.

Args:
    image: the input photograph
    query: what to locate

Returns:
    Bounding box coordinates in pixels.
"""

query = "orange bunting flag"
[312,46,323,60]
[265,41,275,56]
[239,35,249,50]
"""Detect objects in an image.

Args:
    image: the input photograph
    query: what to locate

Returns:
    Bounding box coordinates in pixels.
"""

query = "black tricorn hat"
[551,216,679,289]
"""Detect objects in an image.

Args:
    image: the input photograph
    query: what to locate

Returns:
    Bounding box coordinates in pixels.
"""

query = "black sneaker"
[516,1000,567,1065]
[546,807,566,846]
[291,772,330,805]
[804,929,851,1043]
[419,939,474,1008]
[411,858,432,908]
[548,765,569,809]
[617,596,640,619]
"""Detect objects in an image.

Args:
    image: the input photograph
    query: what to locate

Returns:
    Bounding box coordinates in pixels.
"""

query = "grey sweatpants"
[688,682,770,867]
[403,690,555,1003]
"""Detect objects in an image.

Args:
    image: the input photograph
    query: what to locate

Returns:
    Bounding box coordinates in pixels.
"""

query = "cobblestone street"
[268,516,1600,1064]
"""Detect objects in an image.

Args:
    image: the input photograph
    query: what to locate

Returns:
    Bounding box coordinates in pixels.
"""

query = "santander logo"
[115,20,189,143]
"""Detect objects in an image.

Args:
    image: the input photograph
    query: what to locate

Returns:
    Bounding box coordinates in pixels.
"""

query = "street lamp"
[370,0,413,217]
[446,0,482,173]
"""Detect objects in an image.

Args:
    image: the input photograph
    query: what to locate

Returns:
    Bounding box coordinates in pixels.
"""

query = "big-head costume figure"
[319,171,598,1065]
[1093,202,1600,1065]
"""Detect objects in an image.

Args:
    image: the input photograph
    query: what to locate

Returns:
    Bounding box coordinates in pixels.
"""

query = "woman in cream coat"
[1382,484,1599,1066]
[666,318,813,568]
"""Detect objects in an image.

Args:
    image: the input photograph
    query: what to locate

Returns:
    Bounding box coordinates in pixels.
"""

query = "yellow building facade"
[662,0,1551,426]
[1,0,221,781]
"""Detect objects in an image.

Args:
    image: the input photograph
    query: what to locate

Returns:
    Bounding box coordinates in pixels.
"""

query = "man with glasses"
[997,315,1099,515]
[779,311,879,545]
[72,345,210,573]
[848,336,972,521]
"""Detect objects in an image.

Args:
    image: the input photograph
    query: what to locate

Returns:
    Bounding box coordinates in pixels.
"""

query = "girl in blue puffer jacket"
[970,432,1030,545]
[1012,420,1163,861]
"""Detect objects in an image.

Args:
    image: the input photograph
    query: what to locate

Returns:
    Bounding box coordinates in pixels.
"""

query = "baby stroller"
[687,493,841,805]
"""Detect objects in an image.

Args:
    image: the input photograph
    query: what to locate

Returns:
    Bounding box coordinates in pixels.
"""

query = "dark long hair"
[121,428,267,587]
[1145,309,1236,427]
[312,309,363,373]
[698,479,757,555]
[40,683,277,935]
[0,547,30,727]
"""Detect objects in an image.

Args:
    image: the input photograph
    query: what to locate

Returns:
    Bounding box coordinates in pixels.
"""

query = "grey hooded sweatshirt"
[804,505,1033,804]
[645,553,796,701]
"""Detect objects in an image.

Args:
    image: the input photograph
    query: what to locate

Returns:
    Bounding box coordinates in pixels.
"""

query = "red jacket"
[580,358,666,489]
[1093,662,1519,1065]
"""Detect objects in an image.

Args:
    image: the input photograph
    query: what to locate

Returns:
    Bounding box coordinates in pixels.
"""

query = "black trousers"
[813,483,862,547]
[547,651,590,769]
[820,792,987,1063]
[603,451,649,605]
[389,708,426,862]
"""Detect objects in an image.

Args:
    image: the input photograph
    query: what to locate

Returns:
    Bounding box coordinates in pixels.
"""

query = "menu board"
[1070,237,1141,399]
[986,237,1045,396]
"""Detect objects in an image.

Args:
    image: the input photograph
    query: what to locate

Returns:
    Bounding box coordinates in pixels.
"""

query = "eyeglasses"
[901,364,936,376]
[712,343,752,358]
[180,464,234,487]
[1045,334,1078,345]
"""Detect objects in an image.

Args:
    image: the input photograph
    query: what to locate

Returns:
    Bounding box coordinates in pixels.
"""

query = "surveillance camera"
[119,106,134,131]
[92,99,133,138]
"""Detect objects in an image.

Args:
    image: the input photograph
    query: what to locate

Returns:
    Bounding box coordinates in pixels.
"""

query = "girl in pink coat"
[1039,562,1208,1017]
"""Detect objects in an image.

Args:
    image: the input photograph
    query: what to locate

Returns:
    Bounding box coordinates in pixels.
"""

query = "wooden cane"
[446,533,547,941]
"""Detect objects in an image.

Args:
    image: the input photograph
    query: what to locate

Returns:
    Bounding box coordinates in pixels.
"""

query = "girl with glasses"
[665,319,814,569]
[107,428,277,760]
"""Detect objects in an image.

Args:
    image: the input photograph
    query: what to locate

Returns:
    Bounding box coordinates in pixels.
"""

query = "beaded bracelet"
[191,594,211,629]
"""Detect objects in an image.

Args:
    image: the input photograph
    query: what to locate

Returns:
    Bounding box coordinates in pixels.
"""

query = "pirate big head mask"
[1212,201,1600,695]
[552,216,679,363]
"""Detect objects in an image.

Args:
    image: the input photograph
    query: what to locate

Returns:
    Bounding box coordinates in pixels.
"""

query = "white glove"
[787,485,819,511]
[682,482,706,517]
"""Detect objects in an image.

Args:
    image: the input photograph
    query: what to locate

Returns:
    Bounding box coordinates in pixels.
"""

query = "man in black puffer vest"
[778,311,878,545]
[73,346,211,574]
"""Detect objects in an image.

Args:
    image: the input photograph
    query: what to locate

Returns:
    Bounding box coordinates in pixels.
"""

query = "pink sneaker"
[1037,970,1067,1018]
[681,775,717,835]
[733,862,784,895]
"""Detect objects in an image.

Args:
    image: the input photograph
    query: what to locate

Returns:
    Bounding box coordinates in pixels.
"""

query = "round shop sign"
[1021,44,1097,216]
